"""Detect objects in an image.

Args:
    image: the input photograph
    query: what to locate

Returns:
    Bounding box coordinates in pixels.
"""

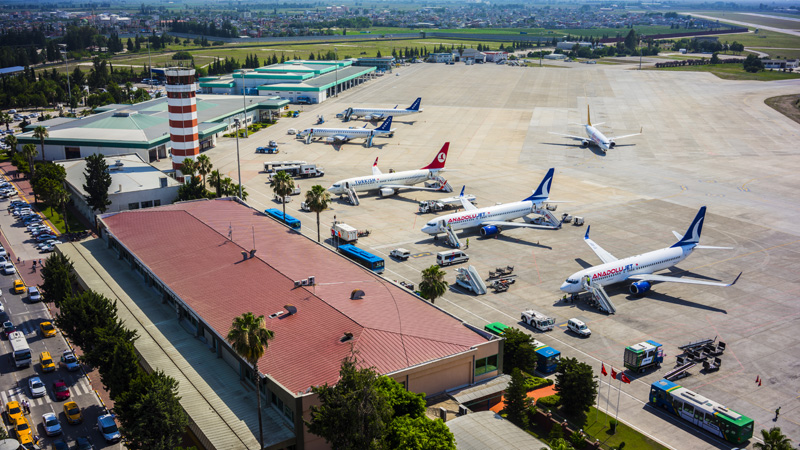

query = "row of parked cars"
[9,200,61,253]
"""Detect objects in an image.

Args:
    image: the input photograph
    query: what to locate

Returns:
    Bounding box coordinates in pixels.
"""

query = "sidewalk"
[0,160,115,413]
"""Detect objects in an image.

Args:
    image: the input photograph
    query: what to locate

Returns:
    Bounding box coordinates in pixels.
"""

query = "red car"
[53,380,70,401]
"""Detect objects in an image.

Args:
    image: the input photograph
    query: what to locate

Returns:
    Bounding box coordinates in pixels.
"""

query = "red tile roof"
[101,199,489,393]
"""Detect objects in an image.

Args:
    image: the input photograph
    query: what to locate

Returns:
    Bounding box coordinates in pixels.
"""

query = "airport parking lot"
[188,61,800,449]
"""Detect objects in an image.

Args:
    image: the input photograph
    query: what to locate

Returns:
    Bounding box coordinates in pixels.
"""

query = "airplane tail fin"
[375,116,393,132]
[670,206,706,248]
[408,97,422,111]
[587,105,592,127]
[523,168,555,203]
[459,185,465,197]
[421,142,449,170]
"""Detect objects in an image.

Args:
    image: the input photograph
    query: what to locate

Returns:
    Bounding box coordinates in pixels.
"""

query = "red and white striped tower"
[165,67,199,177]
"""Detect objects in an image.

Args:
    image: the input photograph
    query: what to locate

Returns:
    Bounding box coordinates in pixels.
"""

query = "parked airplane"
[340,98,422,121]
[421,168,561,238]
[549,106,641,152]
[328,143,452,198]
[560,206,741,296]
[297,116,395,146]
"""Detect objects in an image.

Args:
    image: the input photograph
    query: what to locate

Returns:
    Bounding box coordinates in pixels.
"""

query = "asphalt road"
[0,190,123,449]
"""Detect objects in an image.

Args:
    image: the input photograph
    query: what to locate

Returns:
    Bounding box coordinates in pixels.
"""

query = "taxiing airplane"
[328,143,451,198]
[298,116,395,145]
[560,206,741,296]
[341,98,422,122]
[549,106,641,152]
[421,168,561,238]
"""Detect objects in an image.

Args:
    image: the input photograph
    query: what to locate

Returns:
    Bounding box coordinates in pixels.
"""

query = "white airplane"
[421,168,561,238]
[560,206,741,296]
[328,143,451,198]
[549,106,641,152]
[298,116,395,146]
[341,97,422,122]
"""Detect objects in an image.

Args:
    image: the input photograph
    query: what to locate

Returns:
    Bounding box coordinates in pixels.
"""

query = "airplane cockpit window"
[565,278,579,284]
[426,221,437,227]
[332,184,341,188]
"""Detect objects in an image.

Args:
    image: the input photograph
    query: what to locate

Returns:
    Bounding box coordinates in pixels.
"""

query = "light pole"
[334,47,338,98]
[59,44,72,111]
[234,118,243,199]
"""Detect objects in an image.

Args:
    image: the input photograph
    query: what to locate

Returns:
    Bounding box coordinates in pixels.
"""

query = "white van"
[436,250,469,266]
[567,318,591,337]
[390,248,411,261]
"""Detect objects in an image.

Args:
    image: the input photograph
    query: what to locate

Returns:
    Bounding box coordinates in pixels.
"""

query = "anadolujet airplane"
[560,206,741,296]
[550,106,641,152]
[328,143,452,198]
[340,97,422,122]
[421,168,562,239]
[298,116,395,146]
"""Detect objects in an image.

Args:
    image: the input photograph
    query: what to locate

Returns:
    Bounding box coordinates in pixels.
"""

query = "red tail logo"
[373,157,379,167]
[422,143,449,170]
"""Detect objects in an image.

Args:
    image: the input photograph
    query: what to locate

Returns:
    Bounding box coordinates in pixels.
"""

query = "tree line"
[169,19,239,38]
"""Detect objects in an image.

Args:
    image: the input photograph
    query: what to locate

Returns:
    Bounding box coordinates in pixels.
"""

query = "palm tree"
[754,427,793,450]
[208,170,223,197]
[4,135,17,154]
[269,171,295,224]
[180,158,198,179]
[33,126,48,161]
[0,112,10,131]
[53,187,71,233]
[21,143,38,180]
[304,185,331,242]
[227,312,274,450]
[419,265,448,304]
[195,154,213,187]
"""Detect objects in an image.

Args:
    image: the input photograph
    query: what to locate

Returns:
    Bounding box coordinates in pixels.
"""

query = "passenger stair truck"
[533,341,561,374]
[624,340,664,373]
[454,265,487,295]
[582,276,616,314]
[331,222,359,243]
[521,309,556,331]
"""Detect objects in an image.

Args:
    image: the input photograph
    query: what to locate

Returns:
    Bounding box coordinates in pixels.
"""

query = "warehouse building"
[14,94,288,163]
[60,197,503,450]
[198,60,376,104]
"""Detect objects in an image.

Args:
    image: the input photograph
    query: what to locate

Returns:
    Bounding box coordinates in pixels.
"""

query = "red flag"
[611,367,617,380]
[621,373,631,384]
[756,376,760,383]
[601,364,607,376]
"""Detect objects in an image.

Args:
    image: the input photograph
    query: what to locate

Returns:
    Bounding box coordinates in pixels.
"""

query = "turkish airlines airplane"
[327,143,451,198]
[298,116,395,145]
[560,206,741,296]
[341,98,422,121]
[421,168,561,238]
[549,106,641,152]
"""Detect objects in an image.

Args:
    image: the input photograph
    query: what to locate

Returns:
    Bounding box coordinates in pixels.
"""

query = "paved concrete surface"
[171,61,800,449]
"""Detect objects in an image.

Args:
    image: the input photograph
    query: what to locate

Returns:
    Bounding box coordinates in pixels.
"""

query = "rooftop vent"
[350,289,365,300]
[108,160,124,171]
[112,110,136,117]
[340,332,354,343]
[268,311,285,319]
[284,305,297,315]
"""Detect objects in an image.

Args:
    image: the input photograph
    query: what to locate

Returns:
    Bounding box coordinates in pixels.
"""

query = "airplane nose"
[421,226,434,234]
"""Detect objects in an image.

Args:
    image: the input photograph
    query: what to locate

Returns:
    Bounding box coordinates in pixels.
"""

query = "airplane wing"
[372,157,382,175]
[584,226,618,264]
[378,184,448,192]
[548,132,586,141]
[371,113,385,120]
[333,135,349,142]
[609,128,642,141]
[629,272,741,287]
[483,220,559,230]
[458,186,478,211]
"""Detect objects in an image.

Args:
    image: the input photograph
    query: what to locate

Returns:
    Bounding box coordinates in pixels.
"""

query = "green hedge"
[525,376,554,391]
[536,394,560,409]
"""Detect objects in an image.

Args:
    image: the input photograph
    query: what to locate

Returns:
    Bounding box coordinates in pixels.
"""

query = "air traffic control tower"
[165,67,199,178]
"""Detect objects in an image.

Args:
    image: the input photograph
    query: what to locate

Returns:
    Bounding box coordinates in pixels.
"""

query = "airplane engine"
[629,281,651,295]
[364,115,373,121]
[379,188,397,197]
[323,137,336,144]
[480,225,500,237]
[609,140,616,148]
[580,140,590,148]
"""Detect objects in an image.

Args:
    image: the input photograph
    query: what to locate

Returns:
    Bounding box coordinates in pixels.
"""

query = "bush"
[172,51,192,60]
[569,429,585,447]
[536,394,560,409]
[609,419,618,433]
[525,376,554,391]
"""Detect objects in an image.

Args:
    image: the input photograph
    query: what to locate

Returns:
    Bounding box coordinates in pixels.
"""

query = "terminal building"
[60,197,503,450]
[198,60,377,104]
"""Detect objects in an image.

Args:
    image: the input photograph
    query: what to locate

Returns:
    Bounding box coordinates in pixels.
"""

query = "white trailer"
[418,194,477,213]
[521,309,556,331]
[331,222,358,243]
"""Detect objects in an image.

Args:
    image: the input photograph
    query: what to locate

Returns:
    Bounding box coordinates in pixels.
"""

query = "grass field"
[687,11,800,29]
[651,63,800,80]
[334,25,679,38]
[749,47,800,59]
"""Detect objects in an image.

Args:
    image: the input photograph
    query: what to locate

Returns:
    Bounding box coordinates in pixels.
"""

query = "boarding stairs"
[531,207,563,229]
[444,225,461,249]
[346,188,360,206]
[665,361,696,381]
[455,265,487,295]
[428,175,454,193]
[343,107,353,122]
[583,278,616,314]
[366,135,374,148]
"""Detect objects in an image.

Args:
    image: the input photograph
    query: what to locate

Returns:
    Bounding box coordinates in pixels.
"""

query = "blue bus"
[265,208,301,229]
[337,244,384,274]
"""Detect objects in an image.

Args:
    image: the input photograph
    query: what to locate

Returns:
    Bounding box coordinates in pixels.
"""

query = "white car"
[97,414,121,443]
[2,263,15,275]
[287,128,298,135]
[28,376,46,398]
[43,412,62,436]
[28,286,41,302]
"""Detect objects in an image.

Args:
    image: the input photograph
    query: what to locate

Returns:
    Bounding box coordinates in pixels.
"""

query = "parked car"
[63,401,83,424]
[75,436,95,450]
[5,400,23,423]
[97,414,121,443]
[2,262,16,275]
[27,286,41,302]
[60,351,80,371]
[13,279,26,294]
[53,379,70,401]
[43,411,63,436]
[28,376,46,398]
[13,416,33,443]
[2,321,16,338]
[37,234,58,242]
